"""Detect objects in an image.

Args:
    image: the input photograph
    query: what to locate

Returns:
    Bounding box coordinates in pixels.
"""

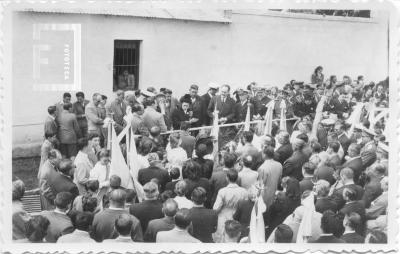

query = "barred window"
[113,40,140,91]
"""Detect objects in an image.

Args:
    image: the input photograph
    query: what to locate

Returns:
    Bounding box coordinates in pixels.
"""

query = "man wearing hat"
[201,82,219,126]
[234,89,254,123]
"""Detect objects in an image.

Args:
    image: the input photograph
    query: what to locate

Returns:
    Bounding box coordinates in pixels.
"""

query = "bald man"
[92,189,143,242]
[144,198,178,242]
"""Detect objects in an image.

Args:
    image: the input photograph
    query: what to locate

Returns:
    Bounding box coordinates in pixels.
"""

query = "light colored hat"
[141,90,156,97]
[208,82,219,90]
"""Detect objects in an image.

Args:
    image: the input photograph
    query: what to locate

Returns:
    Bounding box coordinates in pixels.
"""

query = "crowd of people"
[12,66,389,244]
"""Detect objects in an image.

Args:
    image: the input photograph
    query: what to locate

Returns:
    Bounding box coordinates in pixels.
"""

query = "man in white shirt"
[238,155,258,189]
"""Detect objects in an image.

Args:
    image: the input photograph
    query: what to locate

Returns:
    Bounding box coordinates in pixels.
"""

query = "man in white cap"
[201,82,219,126]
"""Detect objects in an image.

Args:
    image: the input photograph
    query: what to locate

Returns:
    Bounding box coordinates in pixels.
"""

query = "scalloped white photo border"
[0,0,399,253]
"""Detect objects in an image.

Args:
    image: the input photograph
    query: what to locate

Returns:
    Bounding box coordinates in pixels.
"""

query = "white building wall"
[11,11,388,157]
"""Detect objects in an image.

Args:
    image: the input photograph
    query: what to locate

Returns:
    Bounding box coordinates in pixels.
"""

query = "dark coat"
[57,110,82,144]
[47,172,79,200]
[180,132,196,158]
[362,177,383,208]
[341,232,365,243]
[253,96,271,116]
[282,151,309,181]
[201,93,213,126]
[164,180,179,195]
[315,197,338,213]
[274,143,293,165]
[193,157,214,179]
[129,200,163,233]
[264,192,301,239]
[338,133,351,154]
[314,165,336,185]
[311,235,345,243]
[92,209,143,242]
[340,201,366,222]
[233,199,254,238]
[138,166,170,192]
[342,157,365,184]
[207,95,236,123]
[188,206,218,243]
[234,100,254,122]
[72,100,89,130]
[330,184,364,211]
[171,108,190,130]
[180,94,205,127]
[299,177,314,194]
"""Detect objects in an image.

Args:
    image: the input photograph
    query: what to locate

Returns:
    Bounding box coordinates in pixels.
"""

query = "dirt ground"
[12,157,40,190]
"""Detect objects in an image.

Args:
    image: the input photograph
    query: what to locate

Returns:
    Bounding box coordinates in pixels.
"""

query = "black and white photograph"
[2,0,399,252]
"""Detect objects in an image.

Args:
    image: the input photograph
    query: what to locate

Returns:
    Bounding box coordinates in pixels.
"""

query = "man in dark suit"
[206,85,235,121]
[274,130,293,165]
[233,188,255,239]
[138,153,170,192]
[44,106,58,138]
[299,162,316,194]
[327,141,342,167]
[329,167,364,211]
[188,187,218,243]
[310,211,345,243]
[130,182,164,233]
[57,103,81,159]
[342,143,365,184]
[207,84,237,147]
[340,212,365,243]
[39,192,74,243]
[106,90,127,134]
[92,189,143,242]
[335,122,351,154]
[234,89,254,123]
[315,179,338,213]
[179,122,196,158]
[339,187,366,223]
[282,138,309,181]
[201,83,218,126]
[144,198,178,242]
[362,164,385,208]
[72,92,89,138]
[46,159,79,200]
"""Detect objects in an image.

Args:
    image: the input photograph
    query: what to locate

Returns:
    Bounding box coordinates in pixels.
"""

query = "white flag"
[296,193,315,243]
[263,101,275,136]
[128,128,145,202]
[249,197,266,243]
[110,124,134,189]
[244,104,251,131]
